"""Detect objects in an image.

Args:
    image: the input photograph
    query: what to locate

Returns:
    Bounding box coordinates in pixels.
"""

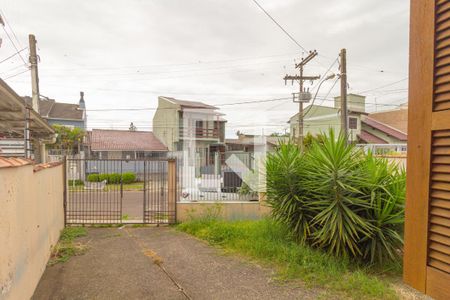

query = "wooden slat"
[430,224,450,237]
[437,10,450,24]
[433,129,450,137]
[432,156,450,164]
[435,73,450,84]
[430,232,450,245]
[432,147,450,155]
[431,215,450,227]
[437,2,450,14]
[428,259,450,273]
[430,206,450,218]
[433,137,450,145]
[436,64,450,77]
[431,190,450,200]
[435,81,450,92]
[431,181,450,191]
[429,250,450,264]
[431,198,450,209]
[432,173,450,182]
[430,241,450,256]
[437,37,450,50]
[432,110,450,129]
[435,101,450,111]
[432,164,450,173]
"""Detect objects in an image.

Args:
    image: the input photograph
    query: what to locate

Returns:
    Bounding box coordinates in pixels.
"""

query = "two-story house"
[152,96,226,166]
[23,91,86,129]
[288,93,367,142]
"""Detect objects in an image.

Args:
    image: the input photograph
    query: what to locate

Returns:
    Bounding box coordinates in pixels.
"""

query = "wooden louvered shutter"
[405,0,450,299]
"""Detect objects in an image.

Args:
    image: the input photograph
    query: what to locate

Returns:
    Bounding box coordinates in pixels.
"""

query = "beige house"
[152,96,226,166]
[289,94,366,142]
[359,104,408,144]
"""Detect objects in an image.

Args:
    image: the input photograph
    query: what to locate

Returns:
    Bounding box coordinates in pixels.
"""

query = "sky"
[0,0,410,137]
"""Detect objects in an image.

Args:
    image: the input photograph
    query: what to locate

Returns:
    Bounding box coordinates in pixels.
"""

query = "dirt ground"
[32,227,318,300]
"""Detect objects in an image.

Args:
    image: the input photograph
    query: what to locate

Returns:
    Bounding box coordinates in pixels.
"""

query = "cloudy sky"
[0,0,409,137]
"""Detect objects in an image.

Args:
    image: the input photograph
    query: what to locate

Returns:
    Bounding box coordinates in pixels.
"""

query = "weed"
[49,227,88,265]
[122,214,130,221]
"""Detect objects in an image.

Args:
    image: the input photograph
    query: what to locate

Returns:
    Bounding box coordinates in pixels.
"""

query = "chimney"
[79,91,86,109]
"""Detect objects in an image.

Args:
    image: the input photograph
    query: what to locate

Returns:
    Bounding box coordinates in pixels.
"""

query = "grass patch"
[48,227,88,265]
[177,218,400,299]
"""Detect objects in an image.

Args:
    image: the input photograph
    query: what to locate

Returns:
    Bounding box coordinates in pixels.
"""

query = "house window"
[349,117,358,129]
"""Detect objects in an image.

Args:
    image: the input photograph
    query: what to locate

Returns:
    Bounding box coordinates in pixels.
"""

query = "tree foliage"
[49,125,85,153]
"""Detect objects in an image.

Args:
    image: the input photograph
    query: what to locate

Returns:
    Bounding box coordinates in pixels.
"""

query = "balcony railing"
[179,127,219,139]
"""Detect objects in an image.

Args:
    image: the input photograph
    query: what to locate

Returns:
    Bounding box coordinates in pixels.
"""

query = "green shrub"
[68,179,84,186]
[121,172,136,184]
[87,174,99,182]
[108,173,121,184]
[266,129,406,265]
[98,173,109,182]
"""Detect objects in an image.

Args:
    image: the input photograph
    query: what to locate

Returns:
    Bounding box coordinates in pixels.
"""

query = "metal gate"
[64,158,176,224]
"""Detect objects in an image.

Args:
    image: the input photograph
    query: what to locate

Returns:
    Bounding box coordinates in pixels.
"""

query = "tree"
[48,125,85,154]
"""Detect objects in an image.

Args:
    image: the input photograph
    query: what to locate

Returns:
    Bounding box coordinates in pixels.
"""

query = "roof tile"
[90,129,168,151]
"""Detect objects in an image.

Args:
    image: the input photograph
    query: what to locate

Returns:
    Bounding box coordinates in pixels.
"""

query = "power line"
[0,47,28,64]
[0,13,27,66]
[0,10,23,48]
[251,0,308,53]
[356,77,408,94]
[3,68,29,80]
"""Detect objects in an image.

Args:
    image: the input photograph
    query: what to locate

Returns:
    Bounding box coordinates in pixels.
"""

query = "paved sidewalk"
[33,227,317,300]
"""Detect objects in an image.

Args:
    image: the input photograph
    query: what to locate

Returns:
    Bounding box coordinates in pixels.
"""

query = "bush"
[68,179,84,186]
[108,173,121,184]
[121,172,136,184]
[98,173,109,183]
[266,129,406,265]
[87,174,99,182]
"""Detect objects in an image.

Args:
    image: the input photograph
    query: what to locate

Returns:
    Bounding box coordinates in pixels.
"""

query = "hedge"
[87,172,136,184]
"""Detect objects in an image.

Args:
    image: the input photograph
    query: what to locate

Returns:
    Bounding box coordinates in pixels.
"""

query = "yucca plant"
[303,129,373,257]
[265,129,406,265]
[265,141,313,241]
[357,154,406,264]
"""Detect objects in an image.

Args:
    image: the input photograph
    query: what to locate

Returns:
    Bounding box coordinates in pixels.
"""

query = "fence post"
[168,159,177,223]
[63,156,67,226]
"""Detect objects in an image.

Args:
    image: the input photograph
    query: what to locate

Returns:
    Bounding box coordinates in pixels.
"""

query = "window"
[349,117,357,129]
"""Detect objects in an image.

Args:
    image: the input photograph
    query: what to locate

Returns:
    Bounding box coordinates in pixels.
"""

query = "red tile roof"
[0,157,33,168]
[89,129,168,151]
[358,130,388,144]
[361,117,407,141]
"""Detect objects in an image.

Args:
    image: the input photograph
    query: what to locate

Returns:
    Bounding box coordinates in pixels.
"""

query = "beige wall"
[0,164,64,300]
[176,202,267,222]
[152,97,179,151]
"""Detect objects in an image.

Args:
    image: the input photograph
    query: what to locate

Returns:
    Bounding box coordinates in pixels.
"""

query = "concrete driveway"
[32,227,317,300]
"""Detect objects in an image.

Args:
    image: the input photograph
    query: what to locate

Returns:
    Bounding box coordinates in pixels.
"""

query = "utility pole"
[339,48,348,140]
[284,50,320,148]
[29,34,39,113]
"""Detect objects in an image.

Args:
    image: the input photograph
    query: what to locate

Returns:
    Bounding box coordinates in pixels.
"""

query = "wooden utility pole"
[339,48,348,140]
[29,34,39,113]
[284,50,320,148]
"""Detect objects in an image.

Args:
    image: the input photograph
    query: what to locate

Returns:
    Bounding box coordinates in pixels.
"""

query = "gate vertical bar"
[168,159,176,224]
[63,156,67,225]
[120,160,123,222]
[143,160,147,223]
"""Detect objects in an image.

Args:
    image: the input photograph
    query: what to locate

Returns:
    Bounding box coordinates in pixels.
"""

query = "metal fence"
[65,158,176,224]
[169,151,259,202]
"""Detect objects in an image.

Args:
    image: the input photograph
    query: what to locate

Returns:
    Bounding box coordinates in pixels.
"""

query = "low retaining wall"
[176,201,269,222]
[0,160,64,300]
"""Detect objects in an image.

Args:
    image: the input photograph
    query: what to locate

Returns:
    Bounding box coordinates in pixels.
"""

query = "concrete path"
[33,227,317,300]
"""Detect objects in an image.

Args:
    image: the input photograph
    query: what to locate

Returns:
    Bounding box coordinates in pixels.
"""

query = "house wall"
[47,119,85,129]
[290,106,362,141]
[361,124,405,144]
[152,97,179,151]
[0,163,64,300]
